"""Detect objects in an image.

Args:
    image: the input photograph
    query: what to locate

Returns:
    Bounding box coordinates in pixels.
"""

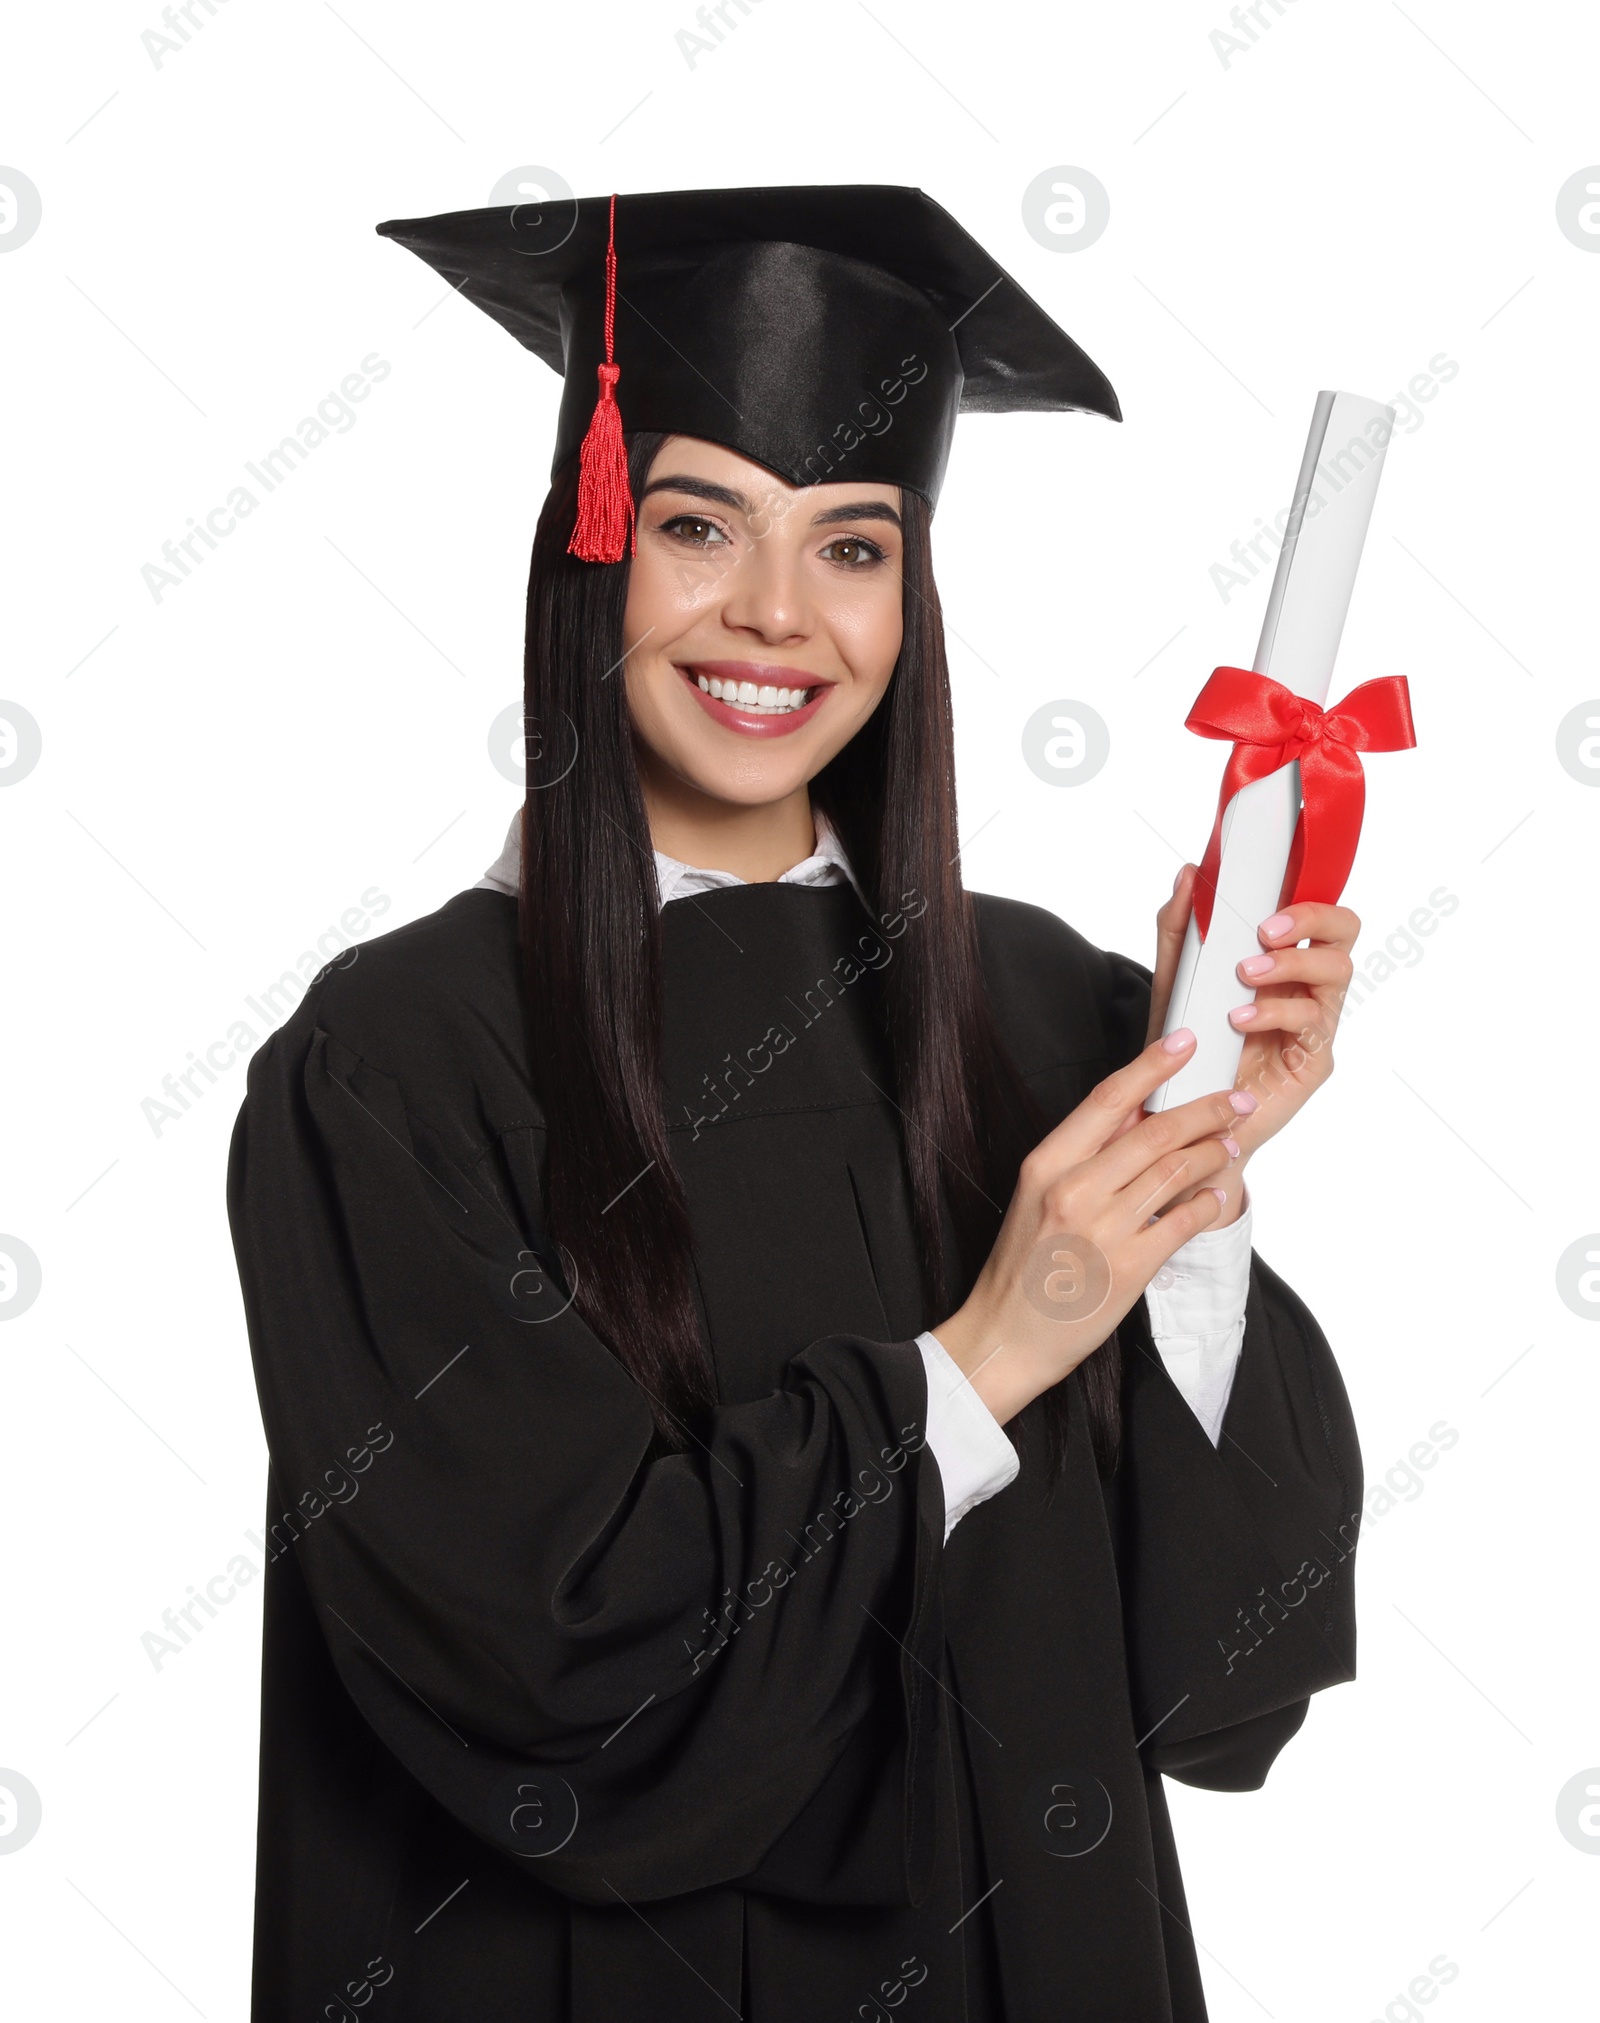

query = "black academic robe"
[226,879,1361,2022]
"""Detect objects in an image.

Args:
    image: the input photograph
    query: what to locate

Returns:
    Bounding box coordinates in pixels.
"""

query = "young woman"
[229,187,1362,2022]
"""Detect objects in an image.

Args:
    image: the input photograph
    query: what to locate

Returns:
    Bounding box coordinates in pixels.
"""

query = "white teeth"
[691,672,817,714]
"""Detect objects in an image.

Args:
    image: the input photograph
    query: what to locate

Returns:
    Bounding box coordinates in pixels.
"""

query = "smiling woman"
[228,185,1364,2023]
[513,420,1038,1460]
[624,439,908,835]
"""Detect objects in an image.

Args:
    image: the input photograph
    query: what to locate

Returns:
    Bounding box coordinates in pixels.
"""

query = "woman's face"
[620,436,906,808]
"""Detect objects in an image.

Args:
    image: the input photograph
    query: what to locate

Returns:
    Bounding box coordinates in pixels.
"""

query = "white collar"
[474,803,870,913]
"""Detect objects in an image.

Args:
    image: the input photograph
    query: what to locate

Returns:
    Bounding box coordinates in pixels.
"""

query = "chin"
[672,746,816,807]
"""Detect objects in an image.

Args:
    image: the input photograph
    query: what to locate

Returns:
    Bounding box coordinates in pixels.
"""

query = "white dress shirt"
[476,806,1250,1542]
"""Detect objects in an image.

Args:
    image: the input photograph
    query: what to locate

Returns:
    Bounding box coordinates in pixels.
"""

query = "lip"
[677,660,835,739]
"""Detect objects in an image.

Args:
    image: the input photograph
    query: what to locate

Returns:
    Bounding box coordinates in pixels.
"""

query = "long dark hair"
[518,432,1121,1474]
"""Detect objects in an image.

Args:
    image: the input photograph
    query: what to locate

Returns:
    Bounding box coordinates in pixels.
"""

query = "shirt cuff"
[914,1330,1020,1543]
[1143,1189,1253,1447]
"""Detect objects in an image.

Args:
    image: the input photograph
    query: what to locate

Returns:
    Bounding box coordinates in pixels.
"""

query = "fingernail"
[1229,1090,1257,1114]
[1172,866,1184,894]
[1260,911,1295,939]
[1162,1027,1195,1054]
[1239,954,1275,977]
[1210,1188,1229,1205]
[1222,1136,1240,1158]
[1229,1004,1258,1025]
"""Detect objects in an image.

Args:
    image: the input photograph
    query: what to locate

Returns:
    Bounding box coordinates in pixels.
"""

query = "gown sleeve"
[226,975,948,1910]
[1090,946,1363,1791]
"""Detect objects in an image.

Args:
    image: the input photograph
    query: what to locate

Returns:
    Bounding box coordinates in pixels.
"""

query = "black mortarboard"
[375,183,1119,559]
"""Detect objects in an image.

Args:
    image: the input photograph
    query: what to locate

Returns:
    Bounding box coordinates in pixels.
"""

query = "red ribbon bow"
[1186,665,1416,939]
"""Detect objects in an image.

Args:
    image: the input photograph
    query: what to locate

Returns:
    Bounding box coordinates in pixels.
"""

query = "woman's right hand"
[931,1030,1257,1426]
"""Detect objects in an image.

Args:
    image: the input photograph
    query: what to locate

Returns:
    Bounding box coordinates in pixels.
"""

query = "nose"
[715,528,814,646]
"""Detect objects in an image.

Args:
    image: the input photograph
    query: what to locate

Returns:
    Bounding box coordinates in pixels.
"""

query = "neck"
[635,748,817,882]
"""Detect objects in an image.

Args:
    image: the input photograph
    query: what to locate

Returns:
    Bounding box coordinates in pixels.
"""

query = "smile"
[677,661,833,738]
[697,673,810,713]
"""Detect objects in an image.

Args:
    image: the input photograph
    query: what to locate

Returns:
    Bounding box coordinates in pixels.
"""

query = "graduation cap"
[375,183,1120,562]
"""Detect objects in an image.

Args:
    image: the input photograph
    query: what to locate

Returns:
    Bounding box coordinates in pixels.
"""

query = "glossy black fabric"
[374,185,1120,504]
[227,882,1361,2021]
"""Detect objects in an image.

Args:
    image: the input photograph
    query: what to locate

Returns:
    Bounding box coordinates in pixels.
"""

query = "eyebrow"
[638,474,902,530]
[638,474,746,510]
[810,500,902,529]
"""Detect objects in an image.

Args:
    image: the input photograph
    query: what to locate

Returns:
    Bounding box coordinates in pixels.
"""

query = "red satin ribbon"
[1186,666,1416,940]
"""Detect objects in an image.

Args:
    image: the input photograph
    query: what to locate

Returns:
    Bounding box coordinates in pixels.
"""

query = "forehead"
[645,434,901,507]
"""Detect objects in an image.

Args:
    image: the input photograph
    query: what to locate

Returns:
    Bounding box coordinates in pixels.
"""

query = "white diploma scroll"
[1147,389,1395,1113]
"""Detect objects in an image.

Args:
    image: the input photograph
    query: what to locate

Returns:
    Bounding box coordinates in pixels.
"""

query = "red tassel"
[567,193,635,563]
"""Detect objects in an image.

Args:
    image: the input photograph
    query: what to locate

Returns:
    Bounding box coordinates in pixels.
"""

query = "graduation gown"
[226,878,1361,2022]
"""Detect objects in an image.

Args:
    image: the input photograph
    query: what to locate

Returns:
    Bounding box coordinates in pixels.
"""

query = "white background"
[3,1,1597,2016]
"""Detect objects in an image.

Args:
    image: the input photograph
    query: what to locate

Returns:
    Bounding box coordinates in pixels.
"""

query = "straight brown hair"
[518,433,1121,1475]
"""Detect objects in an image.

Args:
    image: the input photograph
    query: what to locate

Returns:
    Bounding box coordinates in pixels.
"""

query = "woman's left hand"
[1146,863,1359,1165]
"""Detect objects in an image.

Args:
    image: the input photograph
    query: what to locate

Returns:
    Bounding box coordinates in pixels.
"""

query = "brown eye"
[821,536,885,568]
[661,513,728,547]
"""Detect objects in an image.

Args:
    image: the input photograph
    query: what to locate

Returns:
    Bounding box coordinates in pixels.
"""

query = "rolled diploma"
[1147,389,1395,1112]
